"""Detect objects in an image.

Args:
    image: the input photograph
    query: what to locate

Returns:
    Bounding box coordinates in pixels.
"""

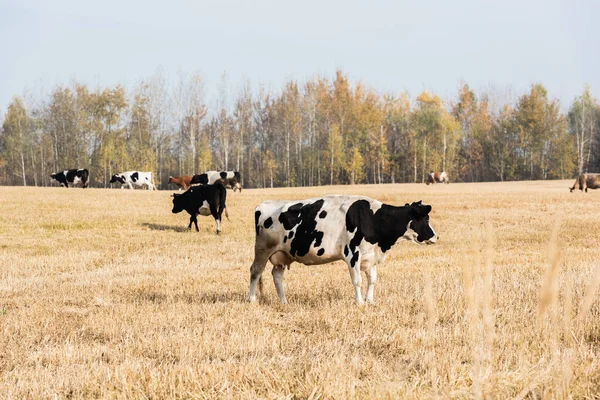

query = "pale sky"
[1,0,598,116]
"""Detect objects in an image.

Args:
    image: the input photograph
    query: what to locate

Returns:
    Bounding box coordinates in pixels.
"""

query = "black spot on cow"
[345,200,434,261]
[255,210,261,236]
[130,172,139,182]
[344,245,349,257]
[264,217,273,229]
[190,173,208,185]
[319,210,327,219]
[317,248,325,256]
[283,237,287,243]
[288,230,294,239]
[350,251,359,268]
[278,200,325,257]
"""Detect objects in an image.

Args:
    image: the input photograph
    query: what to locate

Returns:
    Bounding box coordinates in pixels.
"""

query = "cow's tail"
[218,183,228,220]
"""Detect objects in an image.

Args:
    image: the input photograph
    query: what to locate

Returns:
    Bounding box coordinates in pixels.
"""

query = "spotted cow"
[190,171,242,192]
[110,171,155,190]
[249,195,438,305]
[426,171,449,185]
[570,173,600,192]
[50,169,89,188]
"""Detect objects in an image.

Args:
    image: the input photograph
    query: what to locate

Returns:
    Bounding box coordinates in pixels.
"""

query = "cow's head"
[402,201,437,244]
[50,173,57,180]
[171,193,184,214]
[109,174,125,184]
[168,176,174,184]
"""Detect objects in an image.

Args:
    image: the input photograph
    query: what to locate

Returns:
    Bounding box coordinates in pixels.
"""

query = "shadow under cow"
[140,222,189,233]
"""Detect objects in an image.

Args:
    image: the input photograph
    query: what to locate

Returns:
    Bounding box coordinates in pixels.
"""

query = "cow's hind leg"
[249,251,269,302]
[210,203,221,234]
[272,265,288,304]
[364,264,377,304]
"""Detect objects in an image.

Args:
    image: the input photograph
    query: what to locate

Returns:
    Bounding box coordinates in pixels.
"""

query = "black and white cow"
[50,169,89,188]
[249,196,437,305]
[171,183,229,234]
[190,171,242,192]
[109,171,155,190]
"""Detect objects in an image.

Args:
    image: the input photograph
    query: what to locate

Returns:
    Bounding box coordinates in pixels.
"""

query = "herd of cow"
[45,167,598,304]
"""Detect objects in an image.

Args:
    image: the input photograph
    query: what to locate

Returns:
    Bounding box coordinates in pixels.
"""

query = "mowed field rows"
[1,181,600,399]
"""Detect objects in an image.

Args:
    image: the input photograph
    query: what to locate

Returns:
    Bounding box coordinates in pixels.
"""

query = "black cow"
[172,183,229,234]
[249,196,437,304]
[50,169,89,188]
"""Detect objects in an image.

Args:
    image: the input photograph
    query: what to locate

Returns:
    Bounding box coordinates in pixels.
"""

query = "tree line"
[1,70,599,189]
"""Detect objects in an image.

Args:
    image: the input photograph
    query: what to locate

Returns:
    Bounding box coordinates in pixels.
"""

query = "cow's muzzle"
[426,235,438,244]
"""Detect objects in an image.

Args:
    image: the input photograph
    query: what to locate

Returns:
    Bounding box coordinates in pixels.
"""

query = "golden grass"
[1,180,600,399]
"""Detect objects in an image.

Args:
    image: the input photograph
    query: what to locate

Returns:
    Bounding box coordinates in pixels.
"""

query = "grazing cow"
[570,173,600,192]
[50,169,89,188]
[172,183,229,234]
[426,171,449,185]
[110,171,155,190]
[249,196,437,305]
[191,170,242,192]
[168,175,193,190]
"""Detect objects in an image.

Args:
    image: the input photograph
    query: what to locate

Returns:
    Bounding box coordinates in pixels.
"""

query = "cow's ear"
[421,205,432,216]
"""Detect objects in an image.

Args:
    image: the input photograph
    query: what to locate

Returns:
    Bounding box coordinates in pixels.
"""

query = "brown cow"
[570,173,600,192]
[168,175,193,190]
[426,171,449,185]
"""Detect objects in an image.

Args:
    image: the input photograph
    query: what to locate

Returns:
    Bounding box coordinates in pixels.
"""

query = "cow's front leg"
[365,264,377,304]
[249,251,269,302]
[127,182,133,190]
[192,215,199,232]
[272,265,288,304]
[346,254,364,305]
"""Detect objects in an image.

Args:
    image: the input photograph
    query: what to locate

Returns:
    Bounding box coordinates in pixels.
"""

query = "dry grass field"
[1,180,600,399]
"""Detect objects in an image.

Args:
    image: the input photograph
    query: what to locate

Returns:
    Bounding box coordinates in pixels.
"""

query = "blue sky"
[1,0,598,116]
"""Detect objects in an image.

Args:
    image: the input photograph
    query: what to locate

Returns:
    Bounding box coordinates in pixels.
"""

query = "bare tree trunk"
[31,147,37,186]
[286,129,291,186]
[422,137,427,183]
[413,150,417,183]
[586,114,594,170]
[41,141,46,186]
[20,152,27,186]
[443,132,447,172]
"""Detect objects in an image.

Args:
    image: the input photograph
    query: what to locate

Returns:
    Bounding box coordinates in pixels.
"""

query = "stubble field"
[1,180,600,399]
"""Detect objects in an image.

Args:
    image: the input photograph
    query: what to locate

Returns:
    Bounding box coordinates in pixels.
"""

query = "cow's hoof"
[216,231,222,235]
[248,296,257,303]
